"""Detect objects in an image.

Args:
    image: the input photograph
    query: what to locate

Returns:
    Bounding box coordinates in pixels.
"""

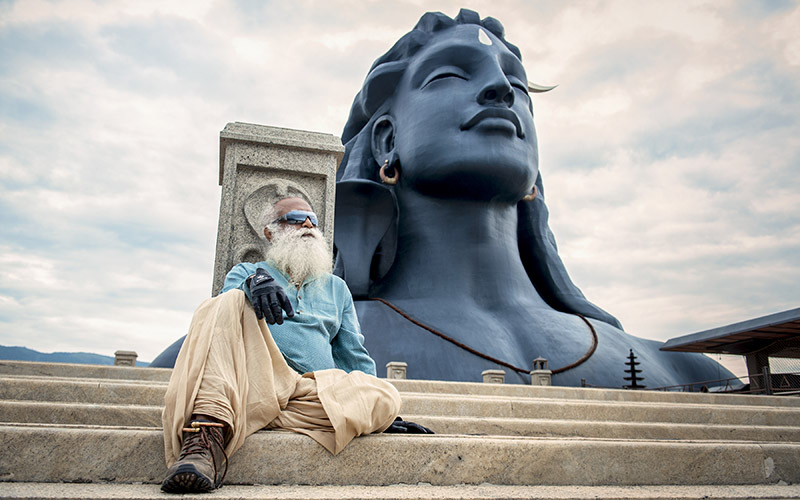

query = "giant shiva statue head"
[339,9,546,196]
[334,8,621,328]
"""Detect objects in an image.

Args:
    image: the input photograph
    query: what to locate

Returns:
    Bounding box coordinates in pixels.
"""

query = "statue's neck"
[374,191,548,308]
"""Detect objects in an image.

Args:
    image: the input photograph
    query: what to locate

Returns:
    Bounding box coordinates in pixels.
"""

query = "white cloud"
[0,0,215,28]
[768,3,800,66]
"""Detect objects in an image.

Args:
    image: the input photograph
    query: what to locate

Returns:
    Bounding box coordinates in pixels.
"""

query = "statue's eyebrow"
[409,43,480,88]
[410,42,526,88]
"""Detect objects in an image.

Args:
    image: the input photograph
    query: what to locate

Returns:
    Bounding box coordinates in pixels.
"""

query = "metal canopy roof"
[660,307,800,355]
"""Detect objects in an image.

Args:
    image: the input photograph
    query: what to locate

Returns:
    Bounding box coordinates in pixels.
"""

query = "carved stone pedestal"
[212,122,344,295]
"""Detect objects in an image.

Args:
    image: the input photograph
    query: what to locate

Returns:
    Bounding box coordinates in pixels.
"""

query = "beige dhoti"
[162,289,401,466]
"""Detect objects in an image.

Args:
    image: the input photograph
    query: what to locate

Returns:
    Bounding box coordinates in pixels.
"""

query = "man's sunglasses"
[274,210,318,227]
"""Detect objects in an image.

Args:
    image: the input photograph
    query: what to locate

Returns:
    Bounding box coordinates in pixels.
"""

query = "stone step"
[2,424,799,486]
[414,415,800,442]
[0,401,164,428]
[3,400,799,443]
[4,361,799,408]
[0,376,166,406]
[2,482,800,500]
[391,379,800,408]
[3,376,799,427]
[399,393,800,426]
[0,360,172,382]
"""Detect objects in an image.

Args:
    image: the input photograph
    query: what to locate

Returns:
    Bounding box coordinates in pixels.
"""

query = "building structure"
[661,307,800,393]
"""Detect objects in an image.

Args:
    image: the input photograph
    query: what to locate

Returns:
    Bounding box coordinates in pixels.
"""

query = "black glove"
[248,268,294,325]
[383,416,434,434]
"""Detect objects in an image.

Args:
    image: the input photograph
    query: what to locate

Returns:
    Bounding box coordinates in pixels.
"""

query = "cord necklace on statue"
[368,297,597,375]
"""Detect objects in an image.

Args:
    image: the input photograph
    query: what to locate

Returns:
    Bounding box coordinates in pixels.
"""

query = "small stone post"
[482,369,505,384]
[530,357,552,386]
[386,362,407,380]
[114,350,138,367]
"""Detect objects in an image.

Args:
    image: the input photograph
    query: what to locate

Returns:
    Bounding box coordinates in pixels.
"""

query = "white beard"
[265,226,332,286]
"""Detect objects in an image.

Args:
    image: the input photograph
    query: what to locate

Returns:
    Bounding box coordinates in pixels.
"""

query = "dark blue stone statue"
[332,9,730,387]
[152,9,731,388]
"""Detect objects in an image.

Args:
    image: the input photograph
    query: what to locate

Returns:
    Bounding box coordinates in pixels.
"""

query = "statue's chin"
[405,161,537,202]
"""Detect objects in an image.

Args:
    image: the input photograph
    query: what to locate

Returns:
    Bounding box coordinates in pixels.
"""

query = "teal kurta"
[221,262,376,376]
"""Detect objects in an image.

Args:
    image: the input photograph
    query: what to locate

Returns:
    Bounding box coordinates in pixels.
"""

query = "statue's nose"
[478,71,514,107]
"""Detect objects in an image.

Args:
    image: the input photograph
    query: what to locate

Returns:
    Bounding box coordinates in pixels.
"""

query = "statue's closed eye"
[422,71,468,88]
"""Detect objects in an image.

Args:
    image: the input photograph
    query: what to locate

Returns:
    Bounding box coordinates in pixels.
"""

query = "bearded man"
[160,197,431,494]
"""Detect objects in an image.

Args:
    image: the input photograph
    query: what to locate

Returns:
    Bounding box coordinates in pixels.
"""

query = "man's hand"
[383,416,434,434]
[248,268,294,325]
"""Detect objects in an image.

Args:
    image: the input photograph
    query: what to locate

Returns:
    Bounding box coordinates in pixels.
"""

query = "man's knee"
[194,289,247,319]
[186,289,251,347]
[204,289,251,322]
[216,288,247,306]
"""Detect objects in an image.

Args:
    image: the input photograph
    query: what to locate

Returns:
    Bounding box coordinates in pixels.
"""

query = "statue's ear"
[370,115,396,164]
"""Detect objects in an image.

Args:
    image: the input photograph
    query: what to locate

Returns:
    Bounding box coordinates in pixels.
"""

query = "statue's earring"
[380,159,398,185]
[522,185,538,201]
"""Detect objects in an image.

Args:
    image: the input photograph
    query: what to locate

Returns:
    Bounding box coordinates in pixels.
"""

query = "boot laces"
[180,421,229,487]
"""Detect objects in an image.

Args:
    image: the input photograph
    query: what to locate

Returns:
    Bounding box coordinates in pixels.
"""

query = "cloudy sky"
[1,0,798,376]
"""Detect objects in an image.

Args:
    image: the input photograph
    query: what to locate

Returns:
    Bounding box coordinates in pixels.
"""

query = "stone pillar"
[114,350,138,367]
[212,122,344,295]
[530,357,552,386]
[482,369,505,384]
[386,362,407,380]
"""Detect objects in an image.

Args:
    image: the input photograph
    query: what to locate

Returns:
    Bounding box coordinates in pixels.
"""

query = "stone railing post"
[386,362,407,380]
[530,357,552,386]
[114,350,138,366]
[481,369,505,384]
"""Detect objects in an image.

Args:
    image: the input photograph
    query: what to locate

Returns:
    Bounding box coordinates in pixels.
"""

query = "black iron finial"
[623,348,646,390]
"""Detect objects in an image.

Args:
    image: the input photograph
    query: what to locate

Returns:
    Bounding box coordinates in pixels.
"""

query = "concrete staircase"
[1,360,799,499]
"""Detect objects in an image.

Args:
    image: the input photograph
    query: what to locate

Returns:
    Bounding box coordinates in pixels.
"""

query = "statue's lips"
[461,108,524,138]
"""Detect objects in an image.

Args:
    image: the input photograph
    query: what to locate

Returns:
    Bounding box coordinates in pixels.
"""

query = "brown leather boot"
[161,419,228,493]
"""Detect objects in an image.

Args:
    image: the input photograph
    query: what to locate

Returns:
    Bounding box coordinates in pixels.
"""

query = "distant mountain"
[0,345,149,367]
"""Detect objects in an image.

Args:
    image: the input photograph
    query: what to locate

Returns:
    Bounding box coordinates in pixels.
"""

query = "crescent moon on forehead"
[478,28,492,46]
